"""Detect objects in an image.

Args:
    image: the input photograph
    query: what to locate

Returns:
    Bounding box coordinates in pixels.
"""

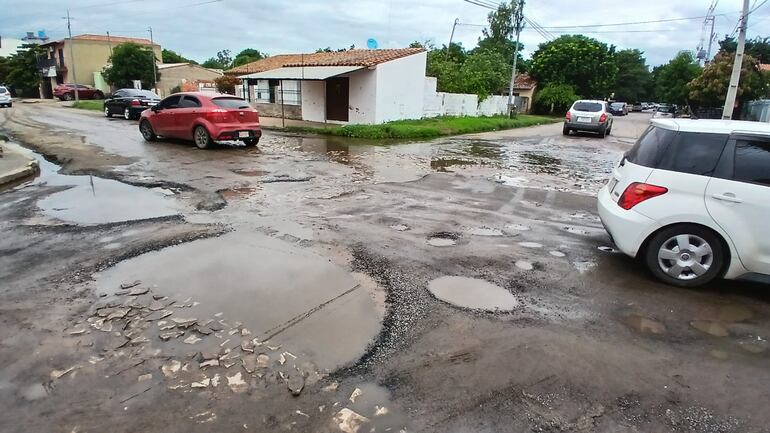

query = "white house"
[227,48,427,124]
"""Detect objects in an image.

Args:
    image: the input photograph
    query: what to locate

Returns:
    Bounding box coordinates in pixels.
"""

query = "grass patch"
[281,115,559,139]
[71,100,103,111]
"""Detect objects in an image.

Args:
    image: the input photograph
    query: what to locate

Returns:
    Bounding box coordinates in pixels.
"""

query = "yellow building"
[39,34,161,98]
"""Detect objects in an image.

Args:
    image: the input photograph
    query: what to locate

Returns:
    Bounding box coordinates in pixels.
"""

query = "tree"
[162,49,196,64]
[533,83,580,114]
[613,49,651,103]
[103,42,159,89]
[214,75,239,95]
[718,36,770,64]
[3,43,45,97]
[688,52,769,110]
[476,1,527,74]
[232,48,265,68]
[530,35,618,98]
[202,50,233,70]
[654,51,701,105]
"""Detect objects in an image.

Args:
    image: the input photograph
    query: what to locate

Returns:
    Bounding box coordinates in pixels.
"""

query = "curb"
[0,159,39,188]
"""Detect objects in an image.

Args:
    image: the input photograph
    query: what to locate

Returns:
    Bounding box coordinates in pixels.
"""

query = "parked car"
[563,100,614,138]
[630,103,643,112]
[598,119,770,287]
[53,83,104,101]
[104,89,161,120]
[609,102,629,116]
[653,105,676,118]
[139,92,261,149]
[0,86,11,108]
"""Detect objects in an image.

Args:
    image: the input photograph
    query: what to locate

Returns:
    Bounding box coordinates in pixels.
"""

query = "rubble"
[288,373,305,396]
[349,388,362,403]
[159,330,184,341]
[50,365,80,380]
[242,354,257,373]
[161,360,182,378]
[128,286,150,296]
[333,408,370,433]
[226,372,248,393]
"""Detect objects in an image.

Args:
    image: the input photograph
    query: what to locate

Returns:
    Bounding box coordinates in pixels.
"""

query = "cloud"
[1,0,766,66]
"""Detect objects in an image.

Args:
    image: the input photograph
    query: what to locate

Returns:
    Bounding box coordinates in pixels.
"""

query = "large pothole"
[428,276,519,312]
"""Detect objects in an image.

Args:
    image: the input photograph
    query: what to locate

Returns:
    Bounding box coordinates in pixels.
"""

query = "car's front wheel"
[94,91,104,100]
[104,106,112,117]
[193,126,213,149]
[124,108,132,120]
[644,224,725,288]
[139,120,157,142]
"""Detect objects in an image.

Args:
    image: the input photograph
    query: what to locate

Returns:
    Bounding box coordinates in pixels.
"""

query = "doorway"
[325,77,349,122]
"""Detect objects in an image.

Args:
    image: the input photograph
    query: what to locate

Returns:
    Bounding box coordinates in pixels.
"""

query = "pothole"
[466,227,504,237]
[549,250,566,257]
[428,276,519,312]
[427,232,461,247]
[515,261,534,271]
[518,242,543,249]
[622,314,666,334]
[390,224,410,232]
[506,223,530,231]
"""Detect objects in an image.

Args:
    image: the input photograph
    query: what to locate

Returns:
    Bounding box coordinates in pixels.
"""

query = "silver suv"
[0,86,11,108]
[563,100,613,138]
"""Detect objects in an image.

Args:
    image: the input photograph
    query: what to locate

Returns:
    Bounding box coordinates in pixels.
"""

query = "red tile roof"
[227,48,425,75]
[513,73,537,90]
[760,63,770,72]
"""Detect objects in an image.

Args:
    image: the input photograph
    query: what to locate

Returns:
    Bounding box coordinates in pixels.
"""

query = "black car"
[608,102,628,116]
[104,89,161,120]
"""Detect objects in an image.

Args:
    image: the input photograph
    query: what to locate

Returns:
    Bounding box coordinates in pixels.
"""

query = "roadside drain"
[428,276,519,311]
[427,232,461,247]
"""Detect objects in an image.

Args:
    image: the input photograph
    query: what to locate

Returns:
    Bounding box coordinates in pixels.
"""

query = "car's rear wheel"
[62,93,74,101]
[139,120,157,142]
[562,125,570,136]
[124,108,132,120]
[644,224,725,288]
[599,125,607,138]
[194,126,213,149]
[243,137,259,147]
[104,106,112,117]
[94,91,104,100]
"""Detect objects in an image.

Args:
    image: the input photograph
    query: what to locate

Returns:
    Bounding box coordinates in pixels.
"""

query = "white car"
[598,119,770,287]
[0,86,11,108]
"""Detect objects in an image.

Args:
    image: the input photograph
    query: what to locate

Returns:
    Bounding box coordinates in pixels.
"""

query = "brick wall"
[254,103,302,120]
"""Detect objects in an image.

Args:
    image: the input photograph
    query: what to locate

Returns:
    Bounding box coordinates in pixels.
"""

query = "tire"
[606,125,612,136]
[94,91,104,100]
[193,125,213,149]
[243,137,259,147]
[644,224,725,288]
[62,93,74,101]
[104,106,112,117]
[139,120,157,142]
[562,125,570,136]
[124,108,132,120]
[599,125,607,138]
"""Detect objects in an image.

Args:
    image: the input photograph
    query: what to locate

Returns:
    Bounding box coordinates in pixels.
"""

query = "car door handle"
[711,193,743,203]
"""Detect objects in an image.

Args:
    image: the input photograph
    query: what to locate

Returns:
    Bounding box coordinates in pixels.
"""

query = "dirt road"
[1,103,768,433]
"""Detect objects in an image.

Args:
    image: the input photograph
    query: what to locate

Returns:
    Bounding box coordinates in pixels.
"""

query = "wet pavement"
[0,104,769,433]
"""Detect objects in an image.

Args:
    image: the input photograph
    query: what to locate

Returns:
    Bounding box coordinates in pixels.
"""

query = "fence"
[423,77,523,118]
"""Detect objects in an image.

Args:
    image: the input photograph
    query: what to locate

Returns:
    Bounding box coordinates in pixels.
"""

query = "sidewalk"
[0,142,39,188]
[259,116,337,130]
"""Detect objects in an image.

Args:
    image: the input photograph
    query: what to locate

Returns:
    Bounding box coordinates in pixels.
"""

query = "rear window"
[573,102,603,112]
[212,97,250,109]
[734,139,770,186]
[126,89,159,98]
[657,132,728,176]
[611,103,624,109]
[626,126,677,167]
[0,87,7,94]
[657,106,675,113]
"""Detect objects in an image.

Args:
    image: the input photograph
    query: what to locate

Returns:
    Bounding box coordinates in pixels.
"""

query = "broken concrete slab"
[226,372,248,393]
[288,373,305,396]
[242,354,257,374]
[183,335,202,345]
[333,408,370,433]
[148,300,165,311]
[200,359,219,369]
[120,280,142,290]
[50,365,80,380]
[161,360,182,378]
[256,354,270,368]
[159,331,184,341]
[172,317,197,328]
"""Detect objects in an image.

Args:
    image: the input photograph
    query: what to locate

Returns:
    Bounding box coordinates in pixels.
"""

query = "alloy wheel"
[657,234,713,281]
[124,108,131,120]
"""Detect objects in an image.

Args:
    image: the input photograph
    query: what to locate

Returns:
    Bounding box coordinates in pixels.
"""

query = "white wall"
[375,51,427,123]
[301,80,325,123]
[423,77,511,117]
[345,69,377,124]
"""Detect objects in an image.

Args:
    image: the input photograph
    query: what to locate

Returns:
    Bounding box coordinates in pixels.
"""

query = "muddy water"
[623,314,667,334]
[93,231,383,370]
[428,276,519,312]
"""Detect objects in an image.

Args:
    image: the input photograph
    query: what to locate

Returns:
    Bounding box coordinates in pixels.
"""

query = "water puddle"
[333,382,410,433]
[573,261,596,274]
[622,314,666,334]
[507,223,530,231]
[515,261,534,271]
[232,169,269,177]
[430,158,480,171]
[94,231,383,370]
[690,320,729,337]
[518,241,543,249]
[428,276,519,312]
[218,187,258,201]
[549,251,566,257]
[466,226,504,237]
[390,224,410,232]
[427,232,460,247]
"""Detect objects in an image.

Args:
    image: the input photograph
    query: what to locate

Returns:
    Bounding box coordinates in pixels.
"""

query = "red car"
[138,92,261,149]
[53,83,104,101]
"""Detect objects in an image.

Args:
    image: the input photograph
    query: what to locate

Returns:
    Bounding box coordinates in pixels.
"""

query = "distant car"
[53,83,104,101]
[599,119,770,287]
[139,92,261,149]
[630,103,643,112]
[609,102,629,116]
[104,89,161,120]
[653,105,676,119]
[0,86,11,108]
[563,100,614,138]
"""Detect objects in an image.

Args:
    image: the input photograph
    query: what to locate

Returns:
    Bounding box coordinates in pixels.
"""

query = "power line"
[534,12,738,29]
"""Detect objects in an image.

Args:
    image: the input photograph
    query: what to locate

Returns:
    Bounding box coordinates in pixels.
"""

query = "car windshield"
[212,97,250,109]
[573,102,603,112]
[126,89,160,98]
[657,105,675,113]
[611,103,624,109]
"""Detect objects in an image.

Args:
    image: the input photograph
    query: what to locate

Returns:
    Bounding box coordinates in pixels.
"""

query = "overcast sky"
[2,0,768,66]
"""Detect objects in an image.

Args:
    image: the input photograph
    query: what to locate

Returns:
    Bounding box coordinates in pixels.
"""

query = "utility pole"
[107,31,113,56]
[148,27,157,91]
[64,9,79,102]
[705,16,716,63]
[446,18,459,60]
[507,0,525,117]
[723,0,750,119]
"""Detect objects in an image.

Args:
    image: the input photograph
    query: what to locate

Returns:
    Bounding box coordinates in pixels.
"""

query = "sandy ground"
[0,102,768,433]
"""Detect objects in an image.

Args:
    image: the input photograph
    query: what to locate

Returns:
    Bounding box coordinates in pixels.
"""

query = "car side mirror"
[151,105,161,112]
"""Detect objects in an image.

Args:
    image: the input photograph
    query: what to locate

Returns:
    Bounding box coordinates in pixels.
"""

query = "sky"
[1,0,769,66]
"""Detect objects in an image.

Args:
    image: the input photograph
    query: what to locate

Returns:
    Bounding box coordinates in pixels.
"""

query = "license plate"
[238,131,249,138]
[147,102,157,106]
[607,177,618,193]
[578,117,591,123]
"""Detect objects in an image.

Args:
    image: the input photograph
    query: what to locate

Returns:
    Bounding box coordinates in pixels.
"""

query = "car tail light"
[565,111,571,121]
[130,99,141,107]
[599,113,607,123]
[617,182,668,210]
[205,109,228,122]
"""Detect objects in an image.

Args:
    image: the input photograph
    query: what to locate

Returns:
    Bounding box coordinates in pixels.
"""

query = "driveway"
[0,104,767,433]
